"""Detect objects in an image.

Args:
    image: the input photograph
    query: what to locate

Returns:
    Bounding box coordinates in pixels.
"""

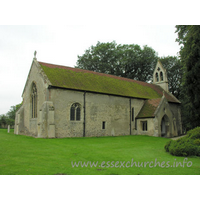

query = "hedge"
[164,127,200,157]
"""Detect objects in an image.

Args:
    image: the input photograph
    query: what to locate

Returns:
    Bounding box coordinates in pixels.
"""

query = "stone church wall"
[49,89,147,138]
[50,89,84,137]
[169,103,182,136]
[15,60,48,137]
[85,93,129,137]
[136,118,158,136]
[49,88,150,138]
[131,98,145,135]
[50,89,129,137]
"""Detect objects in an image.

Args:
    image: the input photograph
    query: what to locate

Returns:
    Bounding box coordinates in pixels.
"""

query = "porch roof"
[136,98,162,119]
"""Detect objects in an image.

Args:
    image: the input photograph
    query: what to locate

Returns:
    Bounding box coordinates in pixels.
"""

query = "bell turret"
[153,60,169,92]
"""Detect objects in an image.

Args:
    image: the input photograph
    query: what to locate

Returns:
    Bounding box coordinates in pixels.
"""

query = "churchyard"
[0,128,199,175]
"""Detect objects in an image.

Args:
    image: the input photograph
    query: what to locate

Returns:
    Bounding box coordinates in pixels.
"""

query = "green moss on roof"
[136,98,161,119]
[39,62,179,103]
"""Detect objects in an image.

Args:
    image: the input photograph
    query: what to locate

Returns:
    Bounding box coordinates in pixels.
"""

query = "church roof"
[38,61,180,103]
[136,98,162,119]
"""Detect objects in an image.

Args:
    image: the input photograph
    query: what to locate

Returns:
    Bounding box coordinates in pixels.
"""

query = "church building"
[14,53,182,138]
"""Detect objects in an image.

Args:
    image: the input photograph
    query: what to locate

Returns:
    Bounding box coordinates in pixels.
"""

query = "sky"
[0,25,181,115]
[0,0,198,116]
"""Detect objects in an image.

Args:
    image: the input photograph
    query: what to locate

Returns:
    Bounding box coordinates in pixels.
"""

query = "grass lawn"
[0,129,200,175]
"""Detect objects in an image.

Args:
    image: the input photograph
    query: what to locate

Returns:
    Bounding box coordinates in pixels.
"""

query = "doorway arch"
[161,115,170,137]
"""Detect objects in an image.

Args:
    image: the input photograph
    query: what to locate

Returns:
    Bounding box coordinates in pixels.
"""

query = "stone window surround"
[141,121,148,131]
[70,103,81,121]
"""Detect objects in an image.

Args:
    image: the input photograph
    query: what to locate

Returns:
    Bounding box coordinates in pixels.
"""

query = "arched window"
[31,83,37,118]
[160,71,163,81]
[70,103,81,121]
[156,72,159,82]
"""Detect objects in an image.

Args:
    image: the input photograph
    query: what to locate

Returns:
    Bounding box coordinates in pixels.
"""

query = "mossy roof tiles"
[136,98,162,118]
[38,61,180,103]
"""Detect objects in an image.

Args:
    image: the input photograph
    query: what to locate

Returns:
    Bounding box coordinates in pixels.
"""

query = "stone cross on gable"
[34,51,37,59]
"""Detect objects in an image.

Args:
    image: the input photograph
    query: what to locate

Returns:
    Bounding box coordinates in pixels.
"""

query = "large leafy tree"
[117,44,158,81]
[176,25,200,129]
[76,41,118,74]
[76,41,158,82]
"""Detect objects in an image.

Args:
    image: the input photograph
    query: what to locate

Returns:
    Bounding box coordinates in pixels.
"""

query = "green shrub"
[165,127,200,157]
[168,140,199,157]
[168,140,186,156]
[187,127,200,139]
[193,139,200,146]
[175,136,189,144]
[164,140,172,152]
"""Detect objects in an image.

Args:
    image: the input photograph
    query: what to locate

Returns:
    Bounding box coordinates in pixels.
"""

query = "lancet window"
[31,83,37,118]
[70,103,81,121]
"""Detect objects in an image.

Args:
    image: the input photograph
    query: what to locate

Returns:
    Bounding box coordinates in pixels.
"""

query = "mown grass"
[0,129,200,175]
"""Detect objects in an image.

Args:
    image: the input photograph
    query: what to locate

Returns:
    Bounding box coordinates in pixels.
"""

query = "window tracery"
[70,103,81,121]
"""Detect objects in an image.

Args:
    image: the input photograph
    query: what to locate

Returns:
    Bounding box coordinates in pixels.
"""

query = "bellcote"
[153,60,169,92]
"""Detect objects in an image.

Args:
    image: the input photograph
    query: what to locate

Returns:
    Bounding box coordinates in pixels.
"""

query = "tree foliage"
[0,103,22,128]
[76,41,158,82]
[159,56,183,99]
[0,115,7,128]
[76,41,182,98]
[176,25,200,129]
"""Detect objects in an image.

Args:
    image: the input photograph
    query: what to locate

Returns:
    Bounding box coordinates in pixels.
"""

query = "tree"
[176,25,200,129]
[76,41,118,74]
[117,44,158,81]
[0,115,8,128]
[7,104,22,120]
[76,41,158,82]
[0,103,22,128]
[159,56,183,99]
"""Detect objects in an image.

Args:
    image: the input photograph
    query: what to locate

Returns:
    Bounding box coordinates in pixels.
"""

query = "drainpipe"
[130,98,131,135]
[83,91,86,137]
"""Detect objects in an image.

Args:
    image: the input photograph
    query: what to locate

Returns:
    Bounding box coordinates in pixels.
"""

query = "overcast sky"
[0,25,181,115]
[1,0,198,116]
